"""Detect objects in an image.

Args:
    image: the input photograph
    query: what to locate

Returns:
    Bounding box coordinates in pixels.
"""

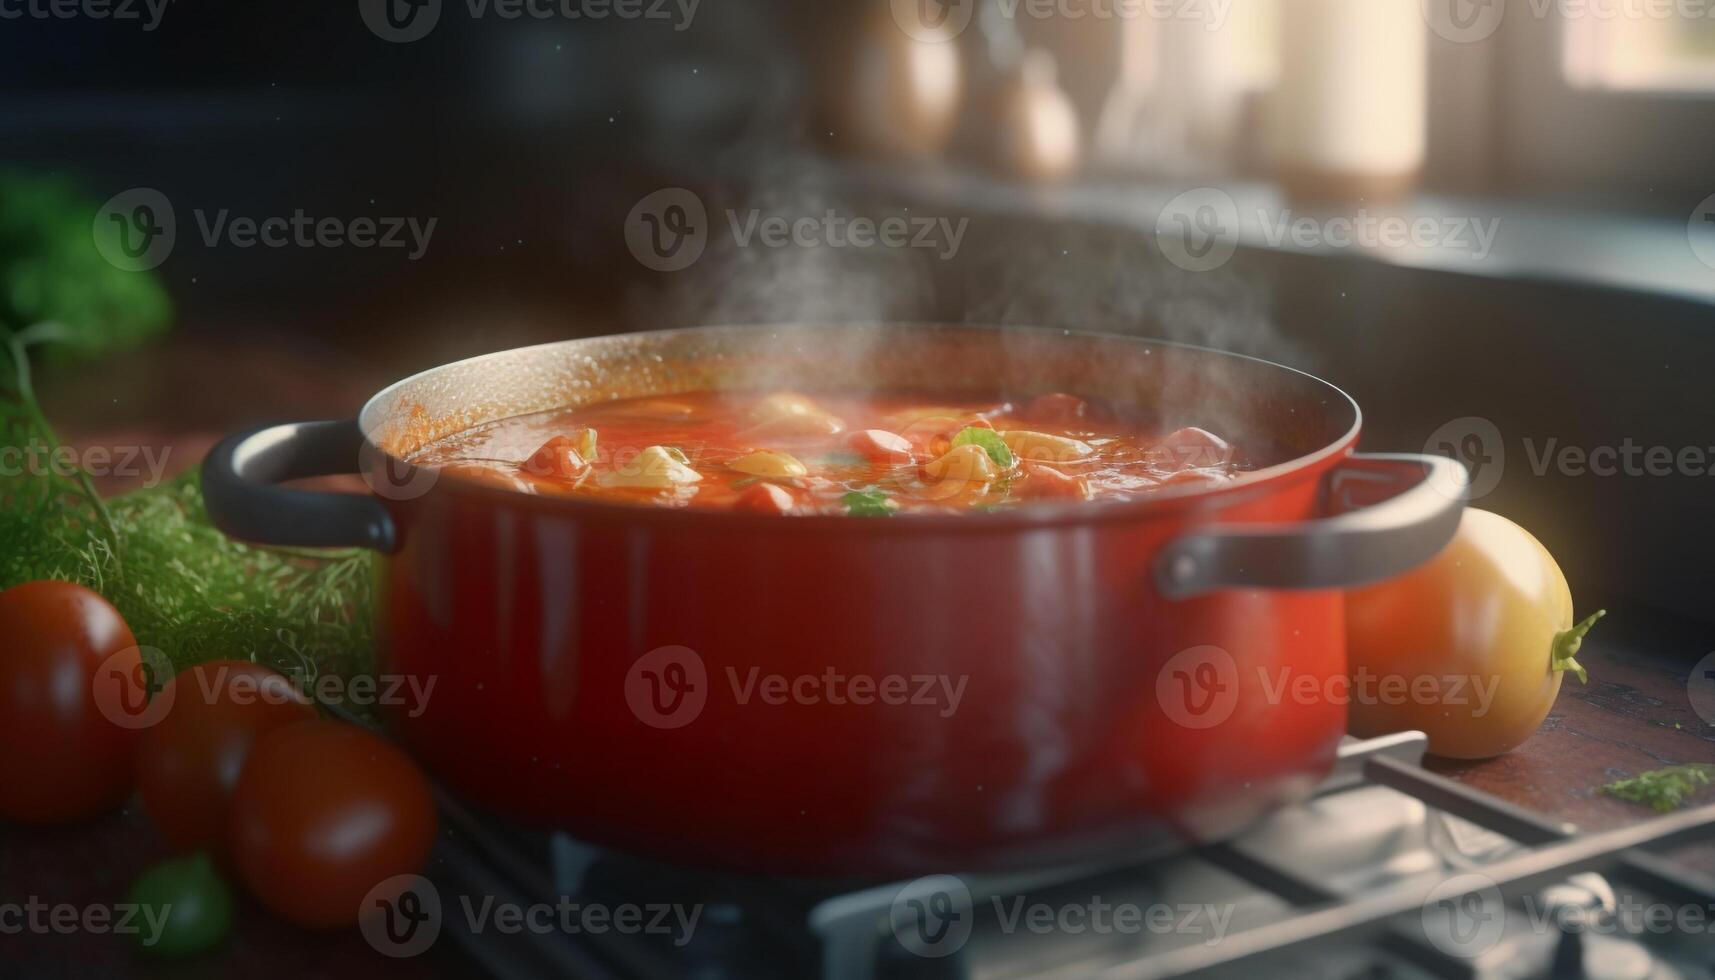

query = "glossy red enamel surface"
[363,330,1362,875]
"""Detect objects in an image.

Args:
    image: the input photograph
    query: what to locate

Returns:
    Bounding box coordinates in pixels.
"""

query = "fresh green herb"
[0,174,373,683]
[2,174,175,552]
[1599,764,1715,813]
[0,173,172,359]
[842,489,896,517]
[0,470,376,681]
[951,426,1014,469]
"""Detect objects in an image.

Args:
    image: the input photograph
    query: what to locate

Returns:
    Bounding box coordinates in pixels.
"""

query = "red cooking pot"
[203,325,1464,876]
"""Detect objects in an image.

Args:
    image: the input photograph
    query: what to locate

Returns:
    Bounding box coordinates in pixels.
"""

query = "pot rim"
[360,323,1364,530]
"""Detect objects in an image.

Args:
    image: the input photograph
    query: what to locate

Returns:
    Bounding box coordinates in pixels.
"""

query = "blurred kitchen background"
[4,0,1715,621]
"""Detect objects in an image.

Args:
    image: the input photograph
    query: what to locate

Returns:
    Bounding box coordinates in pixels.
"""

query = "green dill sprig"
[1599,764,1715,813]
[0,173,373,680]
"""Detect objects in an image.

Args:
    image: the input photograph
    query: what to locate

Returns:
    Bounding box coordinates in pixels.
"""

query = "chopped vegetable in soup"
[408,391,1248,515]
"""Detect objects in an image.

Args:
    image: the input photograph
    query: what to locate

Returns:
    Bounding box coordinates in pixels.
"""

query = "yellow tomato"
[1345,509,1603,759]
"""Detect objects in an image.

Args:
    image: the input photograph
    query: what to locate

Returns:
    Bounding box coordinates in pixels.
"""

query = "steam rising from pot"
[628,165,1308,434]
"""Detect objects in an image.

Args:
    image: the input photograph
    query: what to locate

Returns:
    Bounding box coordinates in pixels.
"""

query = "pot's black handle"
[1155,453,1466,599]
[201,420,397,552]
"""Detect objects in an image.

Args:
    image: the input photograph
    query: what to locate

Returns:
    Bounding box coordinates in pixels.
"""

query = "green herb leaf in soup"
[950,427,1014,470]
[842,489,896,517]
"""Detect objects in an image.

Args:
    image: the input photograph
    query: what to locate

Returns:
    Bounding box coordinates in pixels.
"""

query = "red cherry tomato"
[0,581,145,823]
[523,435,592,481]
[735,482,797,515]
[230,720,437,928]
[137,661,315,856]
[847,429,915,464]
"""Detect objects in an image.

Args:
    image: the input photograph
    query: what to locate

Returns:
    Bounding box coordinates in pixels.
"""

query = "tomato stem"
[1551,609,1605,685]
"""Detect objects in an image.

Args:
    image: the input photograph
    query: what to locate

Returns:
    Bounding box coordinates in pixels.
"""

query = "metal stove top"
[424,733,1715,980]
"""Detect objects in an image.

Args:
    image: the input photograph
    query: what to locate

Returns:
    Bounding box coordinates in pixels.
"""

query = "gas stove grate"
[428,733,1715,980]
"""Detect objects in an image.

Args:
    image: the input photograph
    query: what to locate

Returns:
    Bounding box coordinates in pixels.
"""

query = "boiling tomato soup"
[408,390,1248,515]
